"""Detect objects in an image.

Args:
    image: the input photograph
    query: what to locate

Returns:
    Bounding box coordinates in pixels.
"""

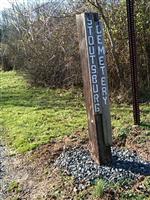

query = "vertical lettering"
[86,15,101,113]
[99,56,104,65]
[96,24,102,34]
[101,77,106,86]
[93,84,98,93]
[87,26,92,35]
[95,104,100,112]
[97,35,102,44]
[90,54,95,65]
[103,97,107,105]
[89,46,95,55]
[92,74,97,84]
[87,17,92,26]
[88,36,94,45]
[98,46,105,55]
[94,94,99,103]
[100,66,105,75]
[102,87,107,96]
[91,65,96,74]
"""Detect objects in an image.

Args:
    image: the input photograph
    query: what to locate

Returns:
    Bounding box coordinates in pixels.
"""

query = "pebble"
[54,146,150,190]
[0,144,7,199]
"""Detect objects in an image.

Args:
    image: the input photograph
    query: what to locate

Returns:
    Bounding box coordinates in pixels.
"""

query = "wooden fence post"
[76,13,112,165]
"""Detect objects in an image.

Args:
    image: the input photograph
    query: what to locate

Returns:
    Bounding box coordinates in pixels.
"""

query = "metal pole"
[126,0,140,125]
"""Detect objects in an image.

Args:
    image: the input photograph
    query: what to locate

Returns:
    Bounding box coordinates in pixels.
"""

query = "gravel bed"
[0,144,7,199]
[0,144,15,199]
[55,146,150,190]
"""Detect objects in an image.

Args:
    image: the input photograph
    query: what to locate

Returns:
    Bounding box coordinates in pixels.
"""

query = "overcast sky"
[0,0,10,10]
[0,0,34,10]
[0,0,20,10]
[0,0,51,11]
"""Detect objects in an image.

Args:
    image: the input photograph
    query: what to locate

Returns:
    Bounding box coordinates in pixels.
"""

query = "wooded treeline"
[0,0,150,101]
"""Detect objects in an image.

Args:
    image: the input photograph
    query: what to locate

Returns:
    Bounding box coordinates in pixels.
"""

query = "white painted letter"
[101,77,106,86]
[95,104,100,112]
[99,56,104,65]
[97,35,102,45]
[90,54,95,64]
[100,65,105,75]
[96,24,101,34]
[87,26,92,35]
[102,87,107,96]
[89,46,95,55]
[103,96,107,105]
[87,17,92,26]
[91,65,96,74]
[94,94,99,103]
[93,84,98,93]
[92,74,97,84]
[88,36,94,45]
[98,46,105,55]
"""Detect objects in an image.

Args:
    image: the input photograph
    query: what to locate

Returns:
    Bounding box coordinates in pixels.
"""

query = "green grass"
[7,181,21,193]
[0,71,87,152]
[111,103,150,138]
[120,191,149,200]
[92,179,105,198]
[0,71,150,153]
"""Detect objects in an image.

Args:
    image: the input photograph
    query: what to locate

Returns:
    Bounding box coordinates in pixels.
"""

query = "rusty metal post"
[126,0,140,125]
[76,13,112,165]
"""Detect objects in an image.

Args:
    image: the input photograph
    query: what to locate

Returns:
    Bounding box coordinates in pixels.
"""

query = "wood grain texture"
[76,13,112,164]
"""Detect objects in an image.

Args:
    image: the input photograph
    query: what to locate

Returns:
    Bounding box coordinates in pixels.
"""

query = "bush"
[22,17,82,87]
[0,44,13,71]
[1,0,149,101]
[1,1,83,87]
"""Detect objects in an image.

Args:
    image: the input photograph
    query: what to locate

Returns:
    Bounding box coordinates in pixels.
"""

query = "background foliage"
[0,0,150,101]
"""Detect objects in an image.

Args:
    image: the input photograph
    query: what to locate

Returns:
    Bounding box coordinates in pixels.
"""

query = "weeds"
[0,72,149,153]
[92,179,105,198]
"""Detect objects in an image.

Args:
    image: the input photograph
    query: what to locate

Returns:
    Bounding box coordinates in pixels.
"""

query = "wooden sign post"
[76,13,112,165]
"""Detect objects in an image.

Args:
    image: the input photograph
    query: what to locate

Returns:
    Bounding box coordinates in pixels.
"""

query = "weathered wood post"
[76,13,112,165]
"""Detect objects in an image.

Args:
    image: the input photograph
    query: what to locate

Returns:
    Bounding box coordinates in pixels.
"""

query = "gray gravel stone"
[54,146,150,190]
[0,144,7,199]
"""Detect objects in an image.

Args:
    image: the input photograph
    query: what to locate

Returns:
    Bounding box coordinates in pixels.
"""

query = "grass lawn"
[0,71,150,153]
[1,71,150,200]
[0,71,87,152]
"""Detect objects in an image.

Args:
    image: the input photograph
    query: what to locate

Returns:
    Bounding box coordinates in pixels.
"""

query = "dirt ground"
[1,128,150,200]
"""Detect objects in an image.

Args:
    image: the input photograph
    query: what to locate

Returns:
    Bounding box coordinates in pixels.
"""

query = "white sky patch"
[0,0,10,10]
[0,0,27,11]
